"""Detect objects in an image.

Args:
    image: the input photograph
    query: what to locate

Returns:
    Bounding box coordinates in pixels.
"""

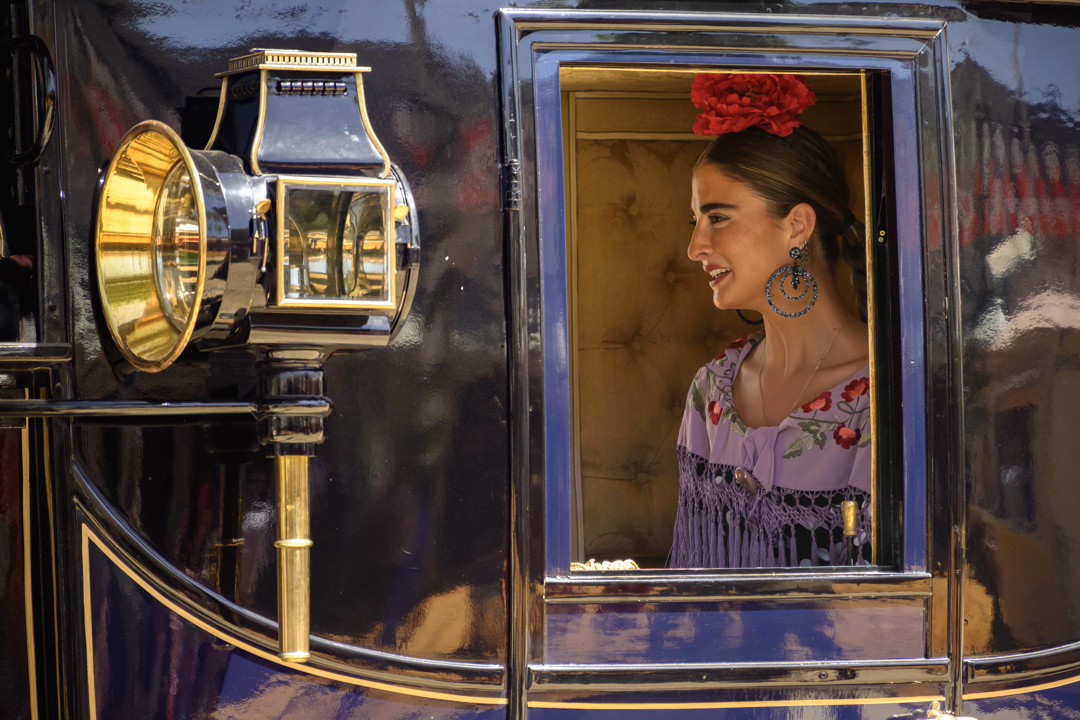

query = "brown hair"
[697,126,868,321]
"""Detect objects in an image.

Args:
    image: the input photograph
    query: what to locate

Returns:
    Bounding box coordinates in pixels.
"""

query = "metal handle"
[841,500,858,536]
[4,34,57,166]
[275,455,311,661]
[841,499,858,566]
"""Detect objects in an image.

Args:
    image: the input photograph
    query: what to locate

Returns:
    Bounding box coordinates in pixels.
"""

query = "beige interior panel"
[575,98,699,134]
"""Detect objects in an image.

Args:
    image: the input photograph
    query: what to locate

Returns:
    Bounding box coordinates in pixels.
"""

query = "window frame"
[500,9,963,700]
[534,48,926,581]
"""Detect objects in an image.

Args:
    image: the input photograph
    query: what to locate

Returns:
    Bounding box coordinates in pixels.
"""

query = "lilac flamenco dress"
[670,333,872,568]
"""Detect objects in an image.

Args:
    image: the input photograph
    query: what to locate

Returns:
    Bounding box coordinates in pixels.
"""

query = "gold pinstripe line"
[528,694,945,710]
[964,671,1080,700]
[21,410,38,720]
[81,531,97,720]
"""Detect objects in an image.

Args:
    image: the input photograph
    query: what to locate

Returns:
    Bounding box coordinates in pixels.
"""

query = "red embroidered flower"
[833,423,861,449]
[842,377,870,402]
[707,400,722,425]
[800,391,831,414]
[727,334,750,351]
[691,73,817,138]
[715,334,750,360]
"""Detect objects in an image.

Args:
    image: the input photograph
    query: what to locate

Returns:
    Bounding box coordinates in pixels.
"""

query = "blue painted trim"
[887,65,930,573]
[536,51,573,575]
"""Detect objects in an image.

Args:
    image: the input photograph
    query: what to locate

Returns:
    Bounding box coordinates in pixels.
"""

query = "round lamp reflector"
[95,121,207,372]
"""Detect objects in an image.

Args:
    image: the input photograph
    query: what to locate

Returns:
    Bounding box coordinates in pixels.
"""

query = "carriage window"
[561,67,894,570]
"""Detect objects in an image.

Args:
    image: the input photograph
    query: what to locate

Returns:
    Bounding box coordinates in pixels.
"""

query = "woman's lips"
[708,270,730,287]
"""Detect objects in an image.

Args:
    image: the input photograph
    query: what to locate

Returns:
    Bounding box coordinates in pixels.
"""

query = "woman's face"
[687,163,812,312]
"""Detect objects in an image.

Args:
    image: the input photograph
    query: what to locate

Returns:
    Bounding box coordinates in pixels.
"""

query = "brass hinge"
[504,159,521,211]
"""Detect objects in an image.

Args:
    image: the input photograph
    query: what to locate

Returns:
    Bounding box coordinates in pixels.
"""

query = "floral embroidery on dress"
[800,390,831,413]
[783,376,871,458]
[691,334,762,436]
[841,377,869,402]
[833,424,861,449]
[707,400,722,424]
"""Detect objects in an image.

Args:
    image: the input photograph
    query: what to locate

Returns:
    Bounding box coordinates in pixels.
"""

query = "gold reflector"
[96,121,207,372]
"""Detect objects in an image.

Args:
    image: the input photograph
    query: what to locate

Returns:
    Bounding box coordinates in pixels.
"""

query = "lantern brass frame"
[273,175,398,311]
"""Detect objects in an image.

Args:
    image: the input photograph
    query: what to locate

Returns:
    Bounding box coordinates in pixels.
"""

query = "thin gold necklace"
[757,310,853,426]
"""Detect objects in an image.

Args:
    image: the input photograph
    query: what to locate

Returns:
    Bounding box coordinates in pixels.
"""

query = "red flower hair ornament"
[691,73,817,138]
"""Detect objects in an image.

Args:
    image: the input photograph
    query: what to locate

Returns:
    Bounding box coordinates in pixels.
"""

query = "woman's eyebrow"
[698,202,738,213]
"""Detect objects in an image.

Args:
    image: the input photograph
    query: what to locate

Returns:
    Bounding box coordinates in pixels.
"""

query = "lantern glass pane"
[282,185,391,305]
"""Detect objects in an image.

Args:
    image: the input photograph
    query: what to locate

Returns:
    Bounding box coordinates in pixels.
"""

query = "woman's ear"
[786,203,817,250]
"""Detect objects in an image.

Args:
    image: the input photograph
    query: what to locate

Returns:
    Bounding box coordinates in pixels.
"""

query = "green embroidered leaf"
[783,438,805,458]
[691,386,708,425]
[814,431,827,449]
[798,420,821,434]
[732,418,747,437]
[859,432,872,448]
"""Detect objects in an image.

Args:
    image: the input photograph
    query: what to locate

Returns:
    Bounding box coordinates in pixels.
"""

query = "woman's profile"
[670,73,872,568]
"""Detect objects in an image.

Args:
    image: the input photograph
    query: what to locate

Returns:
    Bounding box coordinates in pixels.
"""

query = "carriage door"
[499,10,970,717]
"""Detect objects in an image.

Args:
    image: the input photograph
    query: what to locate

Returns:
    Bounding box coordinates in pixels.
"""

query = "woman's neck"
[756,281,852,376]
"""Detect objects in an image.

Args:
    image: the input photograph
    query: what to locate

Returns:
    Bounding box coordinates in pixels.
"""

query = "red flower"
[707,400,722,425]
[842,377,870,402]
[727,334,750,351]
[833,424,861,449]
[800,391,831,414]
[715,334,750,360]
[691,73,817,138]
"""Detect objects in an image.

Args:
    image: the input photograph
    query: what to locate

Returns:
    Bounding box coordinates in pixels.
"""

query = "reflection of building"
[953,52,1080,654]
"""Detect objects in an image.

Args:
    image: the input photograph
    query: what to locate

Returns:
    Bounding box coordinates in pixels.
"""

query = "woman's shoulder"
[686,332,762,422]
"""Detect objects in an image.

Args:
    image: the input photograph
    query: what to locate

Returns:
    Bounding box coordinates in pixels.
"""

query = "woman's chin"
[711,291,747,312]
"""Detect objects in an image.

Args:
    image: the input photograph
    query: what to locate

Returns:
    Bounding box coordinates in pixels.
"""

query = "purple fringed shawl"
[670,333,873,568]
[670,446,870,568]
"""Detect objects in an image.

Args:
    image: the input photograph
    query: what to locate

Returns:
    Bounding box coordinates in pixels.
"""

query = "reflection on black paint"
[955,27,1080,654]
[62,0,508,666]
[0,429,30,720]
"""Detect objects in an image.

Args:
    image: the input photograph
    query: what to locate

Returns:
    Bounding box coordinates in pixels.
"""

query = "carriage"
[0,1,1076,718]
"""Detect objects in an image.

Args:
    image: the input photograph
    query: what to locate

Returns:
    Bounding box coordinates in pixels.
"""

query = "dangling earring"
[766,246,818,318]
[735,309,764,325]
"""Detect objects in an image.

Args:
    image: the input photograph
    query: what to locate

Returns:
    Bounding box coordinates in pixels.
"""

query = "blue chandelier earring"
[766,246,818,318]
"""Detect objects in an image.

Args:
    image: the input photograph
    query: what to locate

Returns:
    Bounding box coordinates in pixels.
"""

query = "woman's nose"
[687,222,709,261]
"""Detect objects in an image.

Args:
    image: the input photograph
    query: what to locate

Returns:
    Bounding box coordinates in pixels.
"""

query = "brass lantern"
[93,50,421,663]
[95,49,420,373]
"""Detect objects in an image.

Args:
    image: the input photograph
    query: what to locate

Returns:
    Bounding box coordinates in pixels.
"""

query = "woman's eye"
[709,215,728,225]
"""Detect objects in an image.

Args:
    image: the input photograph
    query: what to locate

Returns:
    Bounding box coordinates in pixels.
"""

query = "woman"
[670,74,871,568]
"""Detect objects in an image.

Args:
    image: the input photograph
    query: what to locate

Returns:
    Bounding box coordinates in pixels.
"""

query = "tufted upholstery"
[569,85,866,565]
